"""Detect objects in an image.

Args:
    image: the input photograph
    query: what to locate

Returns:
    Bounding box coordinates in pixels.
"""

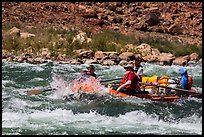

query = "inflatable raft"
[70,82,202,102]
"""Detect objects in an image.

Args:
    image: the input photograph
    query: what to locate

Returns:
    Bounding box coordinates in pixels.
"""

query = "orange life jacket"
[188,76,193,88]
[120,71,138,90]
[157,75,170,86]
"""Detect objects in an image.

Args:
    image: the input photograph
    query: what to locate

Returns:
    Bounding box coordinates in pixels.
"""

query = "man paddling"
[80,64,97,79]
[115,63,141,95]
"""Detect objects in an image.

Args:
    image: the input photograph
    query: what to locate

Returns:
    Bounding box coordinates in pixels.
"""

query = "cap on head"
[180,68,187,75]
[134,56,143,62]
[86,65,95,70]
[124,63,134,69]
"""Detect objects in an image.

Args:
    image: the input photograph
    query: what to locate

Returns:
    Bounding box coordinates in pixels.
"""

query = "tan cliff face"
[2,2,202,46]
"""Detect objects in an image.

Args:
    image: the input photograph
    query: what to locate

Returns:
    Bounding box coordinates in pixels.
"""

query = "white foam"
[2,80,16,85]
[3,109,201,134]
[28,77,44,82]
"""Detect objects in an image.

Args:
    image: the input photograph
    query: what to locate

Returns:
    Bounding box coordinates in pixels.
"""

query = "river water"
[2,60,202,135]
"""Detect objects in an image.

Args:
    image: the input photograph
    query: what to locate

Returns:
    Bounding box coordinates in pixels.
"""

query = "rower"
[80,64,97,79]
[116,63,141,96]
[76,65,97,82]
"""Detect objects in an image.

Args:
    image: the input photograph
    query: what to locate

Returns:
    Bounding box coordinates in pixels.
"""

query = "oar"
[159,85,202,96]
[100,77,122,83]
[139,82,202,97]
[27,88,56,95]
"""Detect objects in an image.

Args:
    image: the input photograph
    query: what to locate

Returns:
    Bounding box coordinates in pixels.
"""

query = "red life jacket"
[119,71,139,90]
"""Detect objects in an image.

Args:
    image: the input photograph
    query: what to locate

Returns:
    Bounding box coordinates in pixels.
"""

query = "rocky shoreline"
[2,46,200,66]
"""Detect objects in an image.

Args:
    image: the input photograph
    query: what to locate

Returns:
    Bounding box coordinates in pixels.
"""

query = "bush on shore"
[2,23,202,58]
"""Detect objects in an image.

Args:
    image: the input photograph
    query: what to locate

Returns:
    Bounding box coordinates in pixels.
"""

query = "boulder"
[101,59,116,66]
[157,53,175,65]
[143,55,158,63]
[172,55,190,66]
[84,59,99,64]
[119,60,128,66]
[20,32,36,39]
[72,31,87,44]
[108,52,120,60]
[94,51,106,60]
[76,49,94,59]
[145,12,160,26]
[8,27,20,36]
[34,57,47,63]
[189,52,199,61]
[70,59,83,65]
[135,43,152,56]
[119,52,135,61]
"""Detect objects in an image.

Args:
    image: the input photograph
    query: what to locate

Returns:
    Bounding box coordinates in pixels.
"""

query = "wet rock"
[70,59,83,65]
[34,57,47,63]
[101,59,116,66]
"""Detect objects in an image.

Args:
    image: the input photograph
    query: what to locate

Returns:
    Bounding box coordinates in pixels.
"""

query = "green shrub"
[89,29,136,53]
[2,23,202,59]
[138,35,202,58]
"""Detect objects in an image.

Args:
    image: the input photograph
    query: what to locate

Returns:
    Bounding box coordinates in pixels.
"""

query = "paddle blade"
[27,90,44,95]
[27,88,54,95]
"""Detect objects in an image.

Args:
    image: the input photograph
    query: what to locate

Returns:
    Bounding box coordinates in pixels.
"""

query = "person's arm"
[116,80,132,94]
[180,77,185,87]
[134,72,141,81]
[137,67,143,76]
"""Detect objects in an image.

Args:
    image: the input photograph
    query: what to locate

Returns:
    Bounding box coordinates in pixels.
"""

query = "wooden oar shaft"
[100,77,122,83]
[139,82,201,95]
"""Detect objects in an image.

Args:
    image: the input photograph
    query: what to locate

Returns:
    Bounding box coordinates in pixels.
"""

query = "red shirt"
[127,71,136,81]
[120,71,139,90]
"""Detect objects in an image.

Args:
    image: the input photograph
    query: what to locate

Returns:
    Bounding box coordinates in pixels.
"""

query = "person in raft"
[80,64,97,79]
[116,63,141,96]
[128,56,143,82]
[178,68,190,90]
[133,56,144,81]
